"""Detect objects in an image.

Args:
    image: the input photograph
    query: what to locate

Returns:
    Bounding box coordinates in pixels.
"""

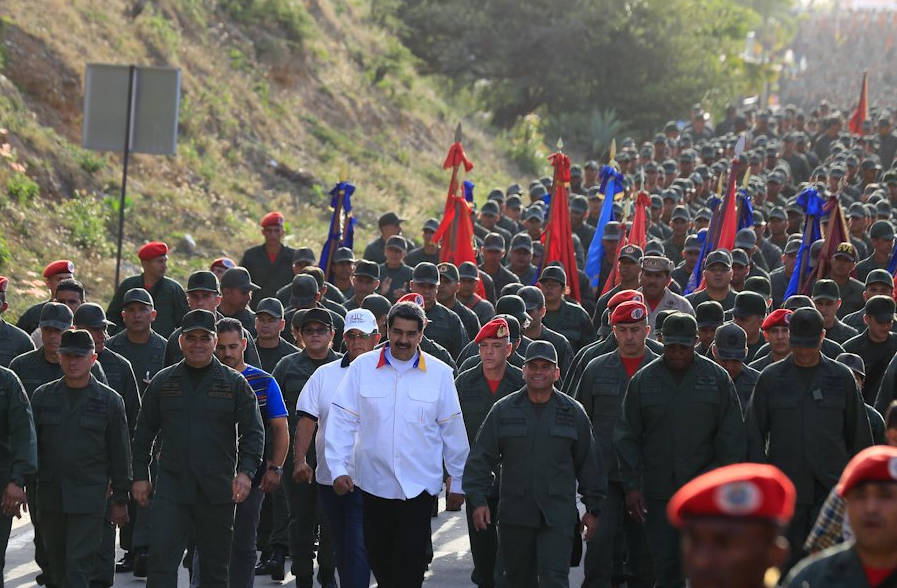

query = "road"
[4,493,587,586]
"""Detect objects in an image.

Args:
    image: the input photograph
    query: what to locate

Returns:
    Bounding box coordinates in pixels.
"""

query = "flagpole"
[322,164,349,282]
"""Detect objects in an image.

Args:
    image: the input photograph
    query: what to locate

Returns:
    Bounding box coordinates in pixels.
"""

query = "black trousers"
[362,490,435,588]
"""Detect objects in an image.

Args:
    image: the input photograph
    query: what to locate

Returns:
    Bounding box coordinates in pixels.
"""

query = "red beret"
[261,212,285,227]
[611,301,648,325]
[761,308,792,331]
[210,257,236,271]
[608,289,644,311]
[397,293,424,308]
[43,260,75,278]
[475,317,510,343]
[668,463,796,528]
[138,242,169,261]
[0,276,8,290]
[838,446,897,498]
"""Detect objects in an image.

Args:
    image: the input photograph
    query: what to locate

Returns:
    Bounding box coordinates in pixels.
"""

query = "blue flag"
[685,196,721,295]
[784,187,823,299]
[319,181,357,280]
[463,180,475,203]
[737,191,754,232]
[584,166,624,287]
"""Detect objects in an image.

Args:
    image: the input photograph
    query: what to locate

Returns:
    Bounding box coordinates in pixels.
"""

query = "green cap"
[732,291,767,318]
[187,271,220,293]
[713,322,747,361]
[256,297,284,319]
[788,308,824,348]
[73,303,114,329]
[865,295,896,324]
[436,262,459,283]
[58,329,95,356]
[866,269,894,288]
[539,265,567,286]
[361,294,392,319]
[40,302,73,331]
[524,340,558,364]
[181,309,217,334]
[871,220,895,240]
[812,279,840,301]
[662,312,698,346]
[123,288,154,307]
[696,301,725,328]
[412,263,440,285]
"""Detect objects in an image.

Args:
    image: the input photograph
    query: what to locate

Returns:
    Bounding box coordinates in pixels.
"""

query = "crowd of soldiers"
[0,100,896,588]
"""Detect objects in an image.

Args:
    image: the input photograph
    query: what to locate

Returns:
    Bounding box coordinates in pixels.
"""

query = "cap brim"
[256,310,284,319]
[123,299,154,306]
[39,321,71,331]
[812,294,839,301]
[871,313,897,324]
[663,336,696,346]
[412,279,439,285]
[354,271,379,280]
[187,287,219,293]
[715,347,747,361]
[789,335,820,348]
[182,325,216,334]
[524,354,557,364]
[57,346,94,356]
[290,296,317,307]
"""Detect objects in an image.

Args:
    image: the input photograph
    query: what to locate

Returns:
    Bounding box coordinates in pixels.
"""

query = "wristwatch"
[268,465,284,476]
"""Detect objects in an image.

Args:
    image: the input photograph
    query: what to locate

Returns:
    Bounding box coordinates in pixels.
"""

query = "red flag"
[542,151,581,302]
[804,196,850,293]
[849,72,868,136]
[432,140,485,297]
[716,161,742,252]
[628,192,650,250]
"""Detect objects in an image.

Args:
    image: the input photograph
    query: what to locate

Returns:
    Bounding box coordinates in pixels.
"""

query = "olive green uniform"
[219,307,257,338]
[0,319,34,368]
[745,356,873,569]
[106,330,168,395]
[562,336,664,396]
[106,275,189,338]
[239,244,296,310]
[32,376,131,588]
[131,358,265,588]
[465,388,607,588]
[449,299,483,343]
[454,363,524,588]
[834,278,866,318]
[165,324,262,368]
[378,263,414,303]
[843,332,897,404]
[530,325,574,379]
[424,302,470,359]
[542,299,597,354]
[15,301,48,337]
[782,542,891,588]
[271,350,338,584]
[873,352,897,416]
[0,367,37,588]
[824,319,858,346]
[575,349,658,588]
[614,354,747,588]
[732,365,760,412]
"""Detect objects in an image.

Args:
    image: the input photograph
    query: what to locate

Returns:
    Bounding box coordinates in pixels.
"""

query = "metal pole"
[114,65,137,288]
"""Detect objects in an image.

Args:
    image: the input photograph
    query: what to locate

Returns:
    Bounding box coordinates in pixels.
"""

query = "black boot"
[255,551,273,575]
[115,551,135,573]
[133,549,149,578]
[270,547,286,581]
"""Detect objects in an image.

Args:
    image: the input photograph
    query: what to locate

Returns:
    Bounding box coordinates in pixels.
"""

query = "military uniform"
[834,278,865,318]
[220,307,257,338]
[782,542,887,588]
[459,294,496,327]
[758,239,783,272]
[403,246,440,267]
[271,349,339,583]
[643,288,694,340]
[362,237,389,265]
[575,349,659,588]
[854,255,889,283]
[745,355,873,568]
[239,244,296,309]
[459,350,525,372]
[0,319,34,368]
[449,299,482,343]
[480,264,520,296]
[165,323,262,368]
[454,362,524,588]
[32,375,131,588]
[106,275,189,338]
[9,348,108,397]
[824,319,858,345]
[15,302,48,337]
[842,308,897,334]
[542,299,596,354]
[769,267,791,309]
[873,352,897,416]
[423,302,469,359]
[378,263,414,303]
[0,367,37,586]
[562,337,664,396]
[530,325,574,378]
[106,330,168,394]
[615,353,747,588]
[464,387,606,588]
[843,332,897,404]
[255,338,299,373]
[685,289,736,313]
[131,356,265,587]
[732,364,760,411]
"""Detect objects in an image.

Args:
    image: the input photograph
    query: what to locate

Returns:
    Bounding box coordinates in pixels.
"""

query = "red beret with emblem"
[475,317,510,343]
[611,300,648,325]
[608,289,644,311]
[138,242,169,261]
[210,257,236,271]
[838,446,897,498]
[261,211,285,227]
[397,293,425,308]
[43,260,75,278]
[0,276,7,290]
[761,308,792,331]
[667,463,796,528]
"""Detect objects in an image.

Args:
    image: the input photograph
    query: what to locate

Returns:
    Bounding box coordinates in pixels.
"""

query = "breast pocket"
[359,385,393,421]
[76,416,108,477]
[404,387,438,425]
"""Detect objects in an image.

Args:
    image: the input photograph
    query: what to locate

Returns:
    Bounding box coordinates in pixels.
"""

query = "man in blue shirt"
[191,318,289,588]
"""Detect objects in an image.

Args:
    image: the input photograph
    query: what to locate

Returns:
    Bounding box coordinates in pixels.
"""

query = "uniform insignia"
[630,307,645,320]
[889,457,897,480]
[496,324,509,337]
[784,313,791,324]
[209,384,234,399]
[160,382,182,397]
[555,409,574,427]
[714,481,761,515]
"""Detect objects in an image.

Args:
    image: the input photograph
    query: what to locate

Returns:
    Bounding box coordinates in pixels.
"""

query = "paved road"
[4,493,587,586]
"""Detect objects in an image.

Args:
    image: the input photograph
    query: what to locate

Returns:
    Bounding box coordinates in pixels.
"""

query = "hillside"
[0,0,520,319]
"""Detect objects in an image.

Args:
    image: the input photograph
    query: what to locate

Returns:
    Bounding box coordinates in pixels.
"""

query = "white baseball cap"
[343,309,378,334]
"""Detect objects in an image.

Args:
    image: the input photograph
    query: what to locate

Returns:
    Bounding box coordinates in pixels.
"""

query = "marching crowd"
[0,99,896,588]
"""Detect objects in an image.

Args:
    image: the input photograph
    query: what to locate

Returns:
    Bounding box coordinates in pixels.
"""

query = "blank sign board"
[82,64,181,155]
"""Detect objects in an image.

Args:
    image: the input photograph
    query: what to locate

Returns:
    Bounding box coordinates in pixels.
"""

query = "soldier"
[273,248,315,308]
[595,223,625,292]
[107,288,167,395]
[537,265,595,354]
[239,212,296,309]
[377,235,414,303]
[842,270,896,333]
[0,276,34,367]
[826,243,865,318]
[130,309,265,587]
[694,301,725,356]
[253,298,297,372]
[748,309,793,372]
[15,260,74,336]
[436,262,481,342]
[638,256,694,339]
[209,258,235,282]
[164,272,262,368]
[593,244,644,328]
[270,308,339,586]
[754,214,785,272]
[843,296,897,404]
[457,262,496,326]
[476,201,513,245]
[731,291,768,363]
[454,318,524,588]
[327,247,356,298]
[783,446,897,587]
[806,280,857,345]
[409,262,469,359]
[342,260,380,312]
[615,313,747,588]
[570,195,596,251]
[670,236,702,293]
[404,218,441,267]
[218,267,260,337]
[363,212,406,264]
[663,206,692,267]
[685,250,737,311]
[835,353,888,444]
[771,239,801,309]
[855,220,894,282]
[667,464,794,588]
[292,309,380,588]
[301,266,348,318]
[0,365,37,587]
[465,341,605,588]
[32,329,131,588]
[517,286,574,377]
[746,307,873,571]
[711,322,759,411]
[106,242,189,337]
[479,233,519,295]
[576,300,658,588]
[30,278,86,349]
